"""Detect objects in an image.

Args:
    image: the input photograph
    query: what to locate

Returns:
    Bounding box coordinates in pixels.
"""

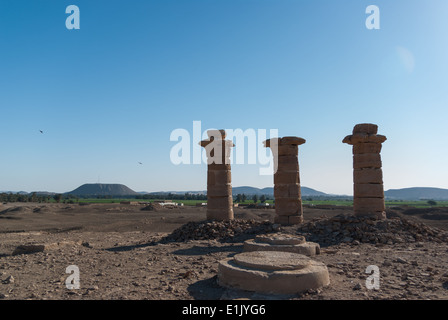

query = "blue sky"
[1,0,447,195]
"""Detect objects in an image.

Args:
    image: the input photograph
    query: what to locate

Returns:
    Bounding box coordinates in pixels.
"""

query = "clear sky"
[1,0,447,195]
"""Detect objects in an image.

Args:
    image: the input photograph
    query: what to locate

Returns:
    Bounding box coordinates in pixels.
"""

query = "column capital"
[343,123,387,145]
[263,137,306,148]
[342,133,387,145]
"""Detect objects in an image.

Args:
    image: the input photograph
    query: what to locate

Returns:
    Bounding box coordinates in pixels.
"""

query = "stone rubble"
[161,219,281,243]
[294,214,448,246]
[161,212,448,247]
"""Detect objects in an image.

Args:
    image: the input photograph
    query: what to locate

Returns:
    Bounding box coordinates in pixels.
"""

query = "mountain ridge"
[65,183,140,196]
[3,184,448,200]
[384,187,448,200]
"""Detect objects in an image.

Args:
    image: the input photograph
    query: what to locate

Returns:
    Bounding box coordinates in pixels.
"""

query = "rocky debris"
[161,219,281,243]
[12,240,83,255]
[294,214,448,246]
[3,275,14,284]
[141,203,163,211]
[12,244,46,255]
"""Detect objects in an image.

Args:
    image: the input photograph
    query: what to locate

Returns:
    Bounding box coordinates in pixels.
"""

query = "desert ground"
[1,201,448,302]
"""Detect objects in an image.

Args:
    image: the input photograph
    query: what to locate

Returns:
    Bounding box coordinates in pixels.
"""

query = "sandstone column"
[343,123,387,220]
[200,129,235,221]
[264,137,306,225]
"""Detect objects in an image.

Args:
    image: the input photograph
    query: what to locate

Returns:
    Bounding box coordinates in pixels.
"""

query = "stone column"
[200,129,235,221]
[264,137,306,225]
[343,123,387,220]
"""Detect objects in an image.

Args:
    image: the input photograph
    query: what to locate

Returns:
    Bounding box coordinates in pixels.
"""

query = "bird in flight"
[39,130,44,134]
[138,162,143,165]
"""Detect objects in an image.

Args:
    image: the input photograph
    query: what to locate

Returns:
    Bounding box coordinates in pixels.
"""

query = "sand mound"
[0,206,32,215]
[32,206,52,213]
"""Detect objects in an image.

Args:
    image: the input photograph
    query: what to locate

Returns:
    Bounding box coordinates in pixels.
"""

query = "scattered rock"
[82,242,93,248]
[395,257,408,264]
[353,283,362,290]
[12,245,45,255]
[3,276,14,284]
[12,241,82,255]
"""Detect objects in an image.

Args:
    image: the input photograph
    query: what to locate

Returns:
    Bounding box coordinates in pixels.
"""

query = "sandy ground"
[1,202,448,304]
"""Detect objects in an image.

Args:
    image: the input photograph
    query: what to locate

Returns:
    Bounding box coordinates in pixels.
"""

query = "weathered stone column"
[343,123,387,220]
[264,137,306,225]
[200,129,235,221]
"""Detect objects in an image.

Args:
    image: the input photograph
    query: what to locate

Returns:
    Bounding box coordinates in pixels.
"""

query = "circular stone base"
[218,251,330,295]
[243,233,320,256]
[255,233,306,245]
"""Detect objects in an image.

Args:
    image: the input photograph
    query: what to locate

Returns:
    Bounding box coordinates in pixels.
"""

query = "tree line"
[0,193,65,203]
[0,192,273,203]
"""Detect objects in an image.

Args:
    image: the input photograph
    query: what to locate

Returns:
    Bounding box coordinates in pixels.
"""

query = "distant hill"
[144,186,328,197]
[231,186,328,197]
[65,183,139,196]
[0,191,29,195]
[146,191,207,195]
[385,187,448,200]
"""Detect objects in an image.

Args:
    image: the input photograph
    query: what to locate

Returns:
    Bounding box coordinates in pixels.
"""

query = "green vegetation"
[2,192,448,208]
[385,200,448,208]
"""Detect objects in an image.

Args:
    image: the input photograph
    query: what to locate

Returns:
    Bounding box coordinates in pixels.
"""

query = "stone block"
[288,215,304,225]
[208,163,231,171]
[353,197,385,212]
[353,143,382,154]
[280,136,306,146]
[274,215,290,225]
[275,199,302,215]
[343,133,387,145]
[207,184,232,197]
[276,155,299,171]
[353,123,378,135]
[277,154,299,165]
[353,168,383,184]
[353,153,382,169]
[207,208,234,221]
[277,145,298,156]
[354,183,384,198]
[207,170,231,186]
[274,183,301,198]
[207,196,233,209]
[274,172,300,185]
